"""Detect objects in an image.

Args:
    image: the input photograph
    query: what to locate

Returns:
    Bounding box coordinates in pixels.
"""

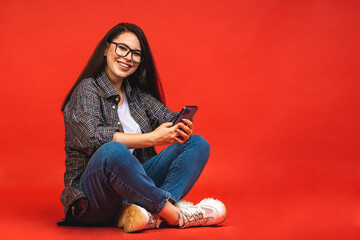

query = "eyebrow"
[119,43,141,52]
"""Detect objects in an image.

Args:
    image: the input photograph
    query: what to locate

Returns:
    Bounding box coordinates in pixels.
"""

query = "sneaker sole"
[219,201,227,224]
[199,198,227,225]
[123,204,148,233]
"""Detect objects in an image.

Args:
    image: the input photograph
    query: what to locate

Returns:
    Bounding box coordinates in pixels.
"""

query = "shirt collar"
[123,78,134,101]
[96,71,134,100]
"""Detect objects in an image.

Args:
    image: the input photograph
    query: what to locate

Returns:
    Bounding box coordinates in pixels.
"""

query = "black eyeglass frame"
[110,42,144,63]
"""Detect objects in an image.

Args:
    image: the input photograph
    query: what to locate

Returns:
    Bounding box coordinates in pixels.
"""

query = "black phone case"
[172,106,198,125]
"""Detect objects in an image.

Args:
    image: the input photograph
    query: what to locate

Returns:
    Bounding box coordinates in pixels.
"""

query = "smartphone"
[172,106,198,126]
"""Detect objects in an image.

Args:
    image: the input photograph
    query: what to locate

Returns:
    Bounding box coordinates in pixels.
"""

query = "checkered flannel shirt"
[59,71,176,222]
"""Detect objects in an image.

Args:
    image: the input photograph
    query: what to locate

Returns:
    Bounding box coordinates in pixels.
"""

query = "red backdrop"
[0,0,359,239]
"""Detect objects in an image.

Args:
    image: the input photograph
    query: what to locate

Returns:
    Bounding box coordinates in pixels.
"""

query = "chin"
[116,71,134,80]
[106,64,137,81]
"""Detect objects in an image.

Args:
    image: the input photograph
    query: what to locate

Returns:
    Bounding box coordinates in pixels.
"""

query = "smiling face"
[104,31,141,83]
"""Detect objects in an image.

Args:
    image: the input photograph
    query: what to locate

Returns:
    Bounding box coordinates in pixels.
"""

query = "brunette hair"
[61,23,165,111]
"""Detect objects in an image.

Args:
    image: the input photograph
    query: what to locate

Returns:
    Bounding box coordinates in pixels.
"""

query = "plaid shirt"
[60,72,176,221]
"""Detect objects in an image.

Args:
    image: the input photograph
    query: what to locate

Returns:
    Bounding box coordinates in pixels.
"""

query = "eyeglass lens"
[115,44,142,63]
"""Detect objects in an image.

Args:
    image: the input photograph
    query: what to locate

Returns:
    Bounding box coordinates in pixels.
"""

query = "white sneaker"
[178,198,227,228]
[118,199,193,232]
[175,199,194,208]
[119,204,161,233]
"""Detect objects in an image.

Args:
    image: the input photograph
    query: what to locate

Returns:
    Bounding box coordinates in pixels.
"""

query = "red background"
[0,0,359,239]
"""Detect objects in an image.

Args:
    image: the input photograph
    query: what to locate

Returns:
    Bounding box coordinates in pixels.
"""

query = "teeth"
[119,62,130,68]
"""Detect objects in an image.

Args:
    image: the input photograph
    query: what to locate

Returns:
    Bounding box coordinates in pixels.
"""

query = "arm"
[113,122,179,148]
[64,89,119,155]
[139,92,178,127]
[113,118,195,148]
[137,91,194,145]
[64,86,193,153]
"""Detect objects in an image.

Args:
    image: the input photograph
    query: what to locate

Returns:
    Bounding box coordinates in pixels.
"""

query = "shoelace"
[146,214,161,229]
[180,209,204,227]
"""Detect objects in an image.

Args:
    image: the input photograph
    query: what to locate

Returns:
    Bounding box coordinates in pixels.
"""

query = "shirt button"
[112,106,116,109]
[116,97,119,102]
[117,122,121,125]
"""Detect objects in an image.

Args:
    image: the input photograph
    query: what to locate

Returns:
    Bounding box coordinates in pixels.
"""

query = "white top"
[117,92,142,153]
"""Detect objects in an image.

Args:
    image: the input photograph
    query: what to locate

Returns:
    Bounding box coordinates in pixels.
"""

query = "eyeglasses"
[110,42,143,63]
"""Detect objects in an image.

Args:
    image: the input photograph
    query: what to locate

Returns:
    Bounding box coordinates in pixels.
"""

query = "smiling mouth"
[117,61,132,69]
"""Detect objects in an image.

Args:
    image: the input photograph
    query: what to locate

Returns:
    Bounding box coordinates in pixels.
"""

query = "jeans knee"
[189,135,210,162]
[96,141,135,170]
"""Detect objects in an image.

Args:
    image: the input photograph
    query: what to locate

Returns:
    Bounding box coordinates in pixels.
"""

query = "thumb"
[163,122,173,128]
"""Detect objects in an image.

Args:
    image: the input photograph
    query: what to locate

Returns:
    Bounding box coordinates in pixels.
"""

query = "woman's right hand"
[150,122,178,146]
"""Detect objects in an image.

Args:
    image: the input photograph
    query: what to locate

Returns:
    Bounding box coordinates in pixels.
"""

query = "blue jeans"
[70,135,210,226]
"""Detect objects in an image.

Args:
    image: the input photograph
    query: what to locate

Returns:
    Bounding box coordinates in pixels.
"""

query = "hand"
[174,118,194,144]
[150,122,178,146]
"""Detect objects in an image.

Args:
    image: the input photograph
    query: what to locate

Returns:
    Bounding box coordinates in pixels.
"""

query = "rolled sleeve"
[140,92,177,128]
[64,91,119,155]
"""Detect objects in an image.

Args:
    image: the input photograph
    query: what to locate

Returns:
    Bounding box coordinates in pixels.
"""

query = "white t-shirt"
[117,92,142,153]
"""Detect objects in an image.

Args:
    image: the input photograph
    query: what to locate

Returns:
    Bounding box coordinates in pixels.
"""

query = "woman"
[59,23,227,233]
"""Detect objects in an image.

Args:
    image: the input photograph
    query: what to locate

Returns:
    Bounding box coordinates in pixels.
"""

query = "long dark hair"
[61,23,165,111]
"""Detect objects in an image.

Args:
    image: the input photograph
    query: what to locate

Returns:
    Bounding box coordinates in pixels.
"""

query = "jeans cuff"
[153,192,171,214]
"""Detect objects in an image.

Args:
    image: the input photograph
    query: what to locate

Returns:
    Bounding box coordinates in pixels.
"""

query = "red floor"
[0,153,359,240]
[0,190,358,240]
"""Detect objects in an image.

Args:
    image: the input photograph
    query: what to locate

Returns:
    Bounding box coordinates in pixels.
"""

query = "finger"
[178,123,192,136]
[182,119,194,130]
[176,128,190,142]
[175,136,185,144]
[163,122,173,128]
[169,124,180,132]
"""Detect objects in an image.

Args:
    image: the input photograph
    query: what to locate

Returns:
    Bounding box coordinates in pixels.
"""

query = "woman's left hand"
[175,118,194,144]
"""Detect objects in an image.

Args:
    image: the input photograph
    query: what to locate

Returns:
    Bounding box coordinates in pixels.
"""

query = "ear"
[104,43,109,56]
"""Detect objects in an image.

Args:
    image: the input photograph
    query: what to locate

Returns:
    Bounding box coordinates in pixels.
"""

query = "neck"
[105,67,124,94]
[113,79,124,95]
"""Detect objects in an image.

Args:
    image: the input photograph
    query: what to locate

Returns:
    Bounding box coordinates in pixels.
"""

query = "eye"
[119,45,128,51]
[133,51,142,57]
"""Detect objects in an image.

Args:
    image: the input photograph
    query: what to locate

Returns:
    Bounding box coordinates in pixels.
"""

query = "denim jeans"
[70,134,210,226]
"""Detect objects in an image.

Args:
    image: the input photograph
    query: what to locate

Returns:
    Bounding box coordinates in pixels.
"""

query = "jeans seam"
[106,167,164,207]
[81,168,120,209]
[162,151,183,193]
[82,166,170,214]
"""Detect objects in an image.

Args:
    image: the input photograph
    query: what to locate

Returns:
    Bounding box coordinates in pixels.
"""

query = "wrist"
[112,131,120,142]
[146,132,156,147]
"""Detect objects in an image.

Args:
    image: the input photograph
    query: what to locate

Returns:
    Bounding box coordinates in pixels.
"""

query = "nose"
[123,53,131,61]
[123,51,132,62]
